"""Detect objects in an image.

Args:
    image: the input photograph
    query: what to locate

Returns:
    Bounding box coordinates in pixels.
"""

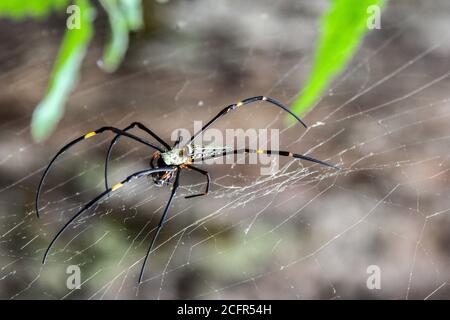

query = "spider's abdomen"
[161,144,232,165]
[188,144,233,162]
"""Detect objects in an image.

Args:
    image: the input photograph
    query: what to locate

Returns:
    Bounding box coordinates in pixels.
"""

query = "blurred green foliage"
[98,0,143,72]
[0,0,70,18]
[31,0,94,142]
[0,0,144,141]
[292,0,386,116]
[0,0,386,140]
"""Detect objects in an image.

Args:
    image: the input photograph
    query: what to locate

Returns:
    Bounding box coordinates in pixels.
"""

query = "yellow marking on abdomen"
[84,132,96,139]
[111,183,123,191]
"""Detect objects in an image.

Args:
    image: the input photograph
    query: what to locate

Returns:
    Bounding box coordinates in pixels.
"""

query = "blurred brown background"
[0,0,450,299]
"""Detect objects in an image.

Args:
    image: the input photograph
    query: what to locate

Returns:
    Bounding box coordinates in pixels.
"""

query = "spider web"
[1,0,450,299]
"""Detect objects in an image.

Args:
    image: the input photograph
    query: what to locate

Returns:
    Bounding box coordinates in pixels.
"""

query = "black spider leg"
[139,168,181,283]
[41,167,175,264]
[185,96,307,146]
[36,126,165,219]
[193,149,340,170]
[104,122,171,190]
[184,165,210,199]
[172,130,183,149]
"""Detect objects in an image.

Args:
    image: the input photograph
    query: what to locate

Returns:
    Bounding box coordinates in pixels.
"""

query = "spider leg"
[41,167,176,264]
[36,126,164,219]
[104,122,170,190]
[184,165,210,199]
[193,149,340,170]
[172,130,183,149]
[186,96,307,145]
[139,169,181,284]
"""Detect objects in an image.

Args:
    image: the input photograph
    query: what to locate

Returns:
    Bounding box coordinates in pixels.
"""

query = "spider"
[36,96,339,284]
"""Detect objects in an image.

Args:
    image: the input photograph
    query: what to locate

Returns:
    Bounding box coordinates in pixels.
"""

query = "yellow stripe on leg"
[256,149,264,154]
[84,132,96,139]
[236,101,244,107]
[111,183,123,191]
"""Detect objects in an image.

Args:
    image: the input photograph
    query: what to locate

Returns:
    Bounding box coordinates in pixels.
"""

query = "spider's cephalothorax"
[36,95,339,284]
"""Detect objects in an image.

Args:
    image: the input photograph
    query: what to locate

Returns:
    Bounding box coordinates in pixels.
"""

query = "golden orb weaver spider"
[36,96,339,284]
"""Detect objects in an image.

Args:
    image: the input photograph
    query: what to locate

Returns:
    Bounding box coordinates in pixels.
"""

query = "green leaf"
[0,0,69,19]
[291,0,386,115]
[98,0,143,73]
[119,0,143,30]
[1,0,143,141]
[31,0,95,142]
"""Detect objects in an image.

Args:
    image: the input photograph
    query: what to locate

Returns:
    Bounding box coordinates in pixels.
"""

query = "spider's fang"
[84,131,97,139]
[111,182,124,191]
